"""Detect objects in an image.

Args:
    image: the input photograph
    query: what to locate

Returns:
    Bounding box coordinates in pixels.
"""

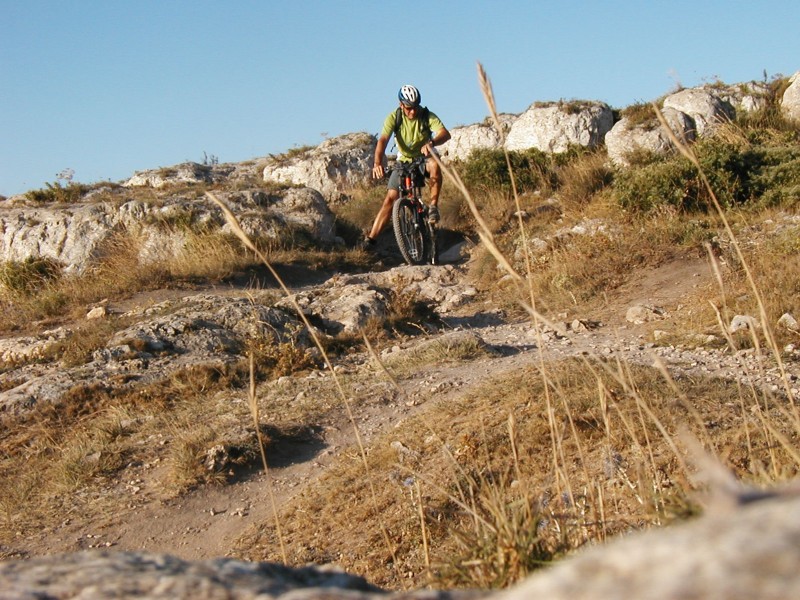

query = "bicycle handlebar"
[388,156,427,174]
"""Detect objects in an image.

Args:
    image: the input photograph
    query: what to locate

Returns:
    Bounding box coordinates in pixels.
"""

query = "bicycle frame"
[393,157,426,197]
[390,157,438,265]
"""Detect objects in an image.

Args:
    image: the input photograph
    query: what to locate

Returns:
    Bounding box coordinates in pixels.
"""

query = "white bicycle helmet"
[398,85,421,107]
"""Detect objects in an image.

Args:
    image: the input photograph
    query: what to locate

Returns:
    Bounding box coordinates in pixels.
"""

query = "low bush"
[612,155,701,212]
[619,101,660,129]
[457,148,555,197]
[613,133,800,212]
[748,145,800,207]
[25,181,91,204]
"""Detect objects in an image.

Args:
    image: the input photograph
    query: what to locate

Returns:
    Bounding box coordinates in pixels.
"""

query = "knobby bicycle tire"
[392,198,429,265]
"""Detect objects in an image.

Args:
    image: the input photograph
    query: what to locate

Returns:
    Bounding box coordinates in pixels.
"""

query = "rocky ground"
[3,247,798,564]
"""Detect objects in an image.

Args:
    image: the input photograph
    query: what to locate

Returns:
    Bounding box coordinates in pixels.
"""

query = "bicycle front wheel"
[392,198,427,265]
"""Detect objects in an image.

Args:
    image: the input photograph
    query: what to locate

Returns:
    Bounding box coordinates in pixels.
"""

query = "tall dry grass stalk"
[433,62,595,505]
[206,192,400,572]
[249,353,287,563]
[476,64,532,288]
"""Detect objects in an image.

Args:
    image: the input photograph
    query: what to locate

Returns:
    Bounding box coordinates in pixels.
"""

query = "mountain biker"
[361,84,451,250]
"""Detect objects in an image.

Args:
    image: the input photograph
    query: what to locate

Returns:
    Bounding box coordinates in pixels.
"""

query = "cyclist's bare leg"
[426,157,442,205]
[368,189,399,240]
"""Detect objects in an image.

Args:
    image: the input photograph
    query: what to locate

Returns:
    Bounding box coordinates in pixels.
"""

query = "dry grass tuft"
[383,332,494,374]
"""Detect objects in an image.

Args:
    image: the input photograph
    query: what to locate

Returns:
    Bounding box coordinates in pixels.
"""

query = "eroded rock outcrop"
[0,188,336,273]
[0,293,303,414]
[439,114,516,162]
[124,162,235,188]
[278,265,478,333]
[0,265,478,414]
[662,87,736,137]
[714,80,772,114]
[262,133,376,203]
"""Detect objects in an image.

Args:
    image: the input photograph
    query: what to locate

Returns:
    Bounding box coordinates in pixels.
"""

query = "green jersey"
[381,108,445,161]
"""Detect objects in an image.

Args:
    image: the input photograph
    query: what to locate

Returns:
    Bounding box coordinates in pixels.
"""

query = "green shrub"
[619,102,660,129]
[737,106,793,134]
[748,146,800,206]
[25,181,90,204]
[613,133,800,212]
[694,138,755,207]
[458,148,555,196]
[613,155,702,212]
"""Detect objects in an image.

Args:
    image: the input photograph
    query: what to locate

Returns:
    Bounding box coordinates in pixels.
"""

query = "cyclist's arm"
[373,134,390,179]
[423,126,450,157]
[424,111,450,156]
[430,126,451,147]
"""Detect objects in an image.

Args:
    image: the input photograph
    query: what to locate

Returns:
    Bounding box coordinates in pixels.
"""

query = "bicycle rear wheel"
[392,198,428,265]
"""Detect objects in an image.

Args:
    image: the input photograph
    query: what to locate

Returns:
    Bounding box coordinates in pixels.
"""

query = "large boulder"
[662,88,736,136]
[781,71,800,122]
[0,551,397,600]
[439,115,516,162]
[504,101,613,153]
[277,265,478,334]
[605,107,695,167]
[0,202,123,273]
[502,492,800,600]
[220,188,336,244]
[262,133,376,203]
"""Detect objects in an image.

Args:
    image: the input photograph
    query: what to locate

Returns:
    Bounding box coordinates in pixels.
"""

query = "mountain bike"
[390,157,438,266]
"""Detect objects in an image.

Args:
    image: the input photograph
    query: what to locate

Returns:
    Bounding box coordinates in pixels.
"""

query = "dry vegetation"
[2,69,800,589]
[234,359,794,588]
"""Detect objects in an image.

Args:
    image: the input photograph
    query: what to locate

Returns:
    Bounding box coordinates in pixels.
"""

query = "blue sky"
[2,0,798,197]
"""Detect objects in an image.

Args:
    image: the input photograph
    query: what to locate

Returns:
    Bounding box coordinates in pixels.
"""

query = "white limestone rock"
[781,71,800,122]
[262,132,376,203]
[662,87,736,136]
[605,107,695,167]
[0,189,337,273]
[505,101,613,153]
[439,114,516,162]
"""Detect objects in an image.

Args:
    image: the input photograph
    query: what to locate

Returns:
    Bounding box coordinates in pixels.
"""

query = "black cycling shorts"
[387,160,429,190]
